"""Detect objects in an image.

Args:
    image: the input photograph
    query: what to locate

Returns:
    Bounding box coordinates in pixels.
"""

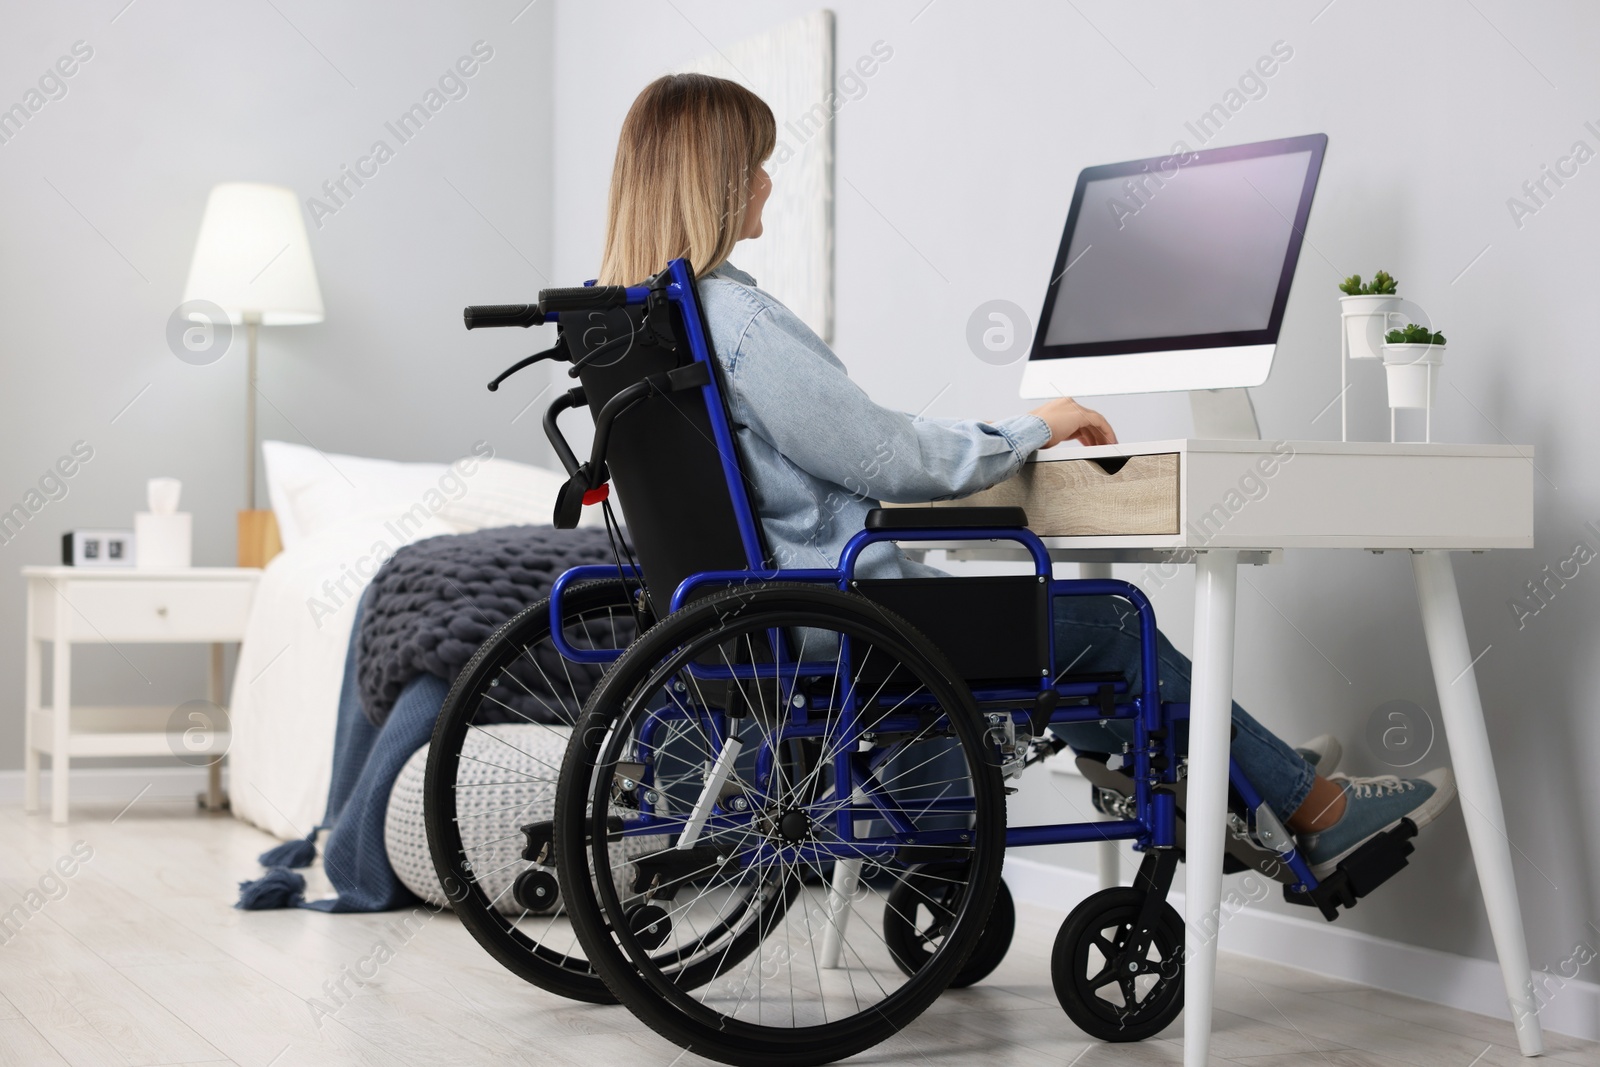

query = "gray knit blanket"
[355,525,632,726]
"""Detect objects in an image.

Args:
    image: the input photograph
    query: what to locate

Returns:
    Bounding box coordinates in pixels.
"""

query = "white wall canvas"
[684,9,835,341]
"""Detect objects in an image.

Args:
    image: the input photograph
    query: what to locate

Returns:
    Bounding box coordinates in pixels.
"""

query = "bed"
[227,439,599,845]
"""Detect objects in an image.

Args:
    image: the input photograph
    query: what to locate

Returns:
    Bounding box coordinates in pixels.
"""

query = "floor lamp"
[181,183,324,566]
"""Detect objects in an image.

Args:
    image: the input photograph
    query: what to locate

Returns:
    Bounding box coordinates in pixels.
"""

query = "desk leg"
[1412,550,1543,1056]
[1182,551,1238,1067]
[1079,561,1123,889]
[51,604,72,825]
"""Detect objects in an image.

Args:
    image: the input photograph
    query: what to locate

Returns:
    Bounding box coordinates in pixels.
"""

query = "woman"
[595,72,1454,878]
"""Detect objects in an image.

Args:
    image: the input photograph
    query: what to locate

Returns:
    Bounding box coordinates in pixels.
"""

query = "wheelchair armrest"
[864,506,1029,531]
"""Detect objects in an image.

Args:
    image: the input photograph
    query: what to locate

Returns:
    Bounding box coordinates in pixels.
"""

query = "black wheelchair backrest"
[563,291,766,607]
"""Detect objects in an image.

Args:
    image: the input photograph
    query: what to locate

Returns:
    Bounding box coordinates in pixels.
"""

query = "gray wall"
[547,1,1600,976]
[0,2,556,727]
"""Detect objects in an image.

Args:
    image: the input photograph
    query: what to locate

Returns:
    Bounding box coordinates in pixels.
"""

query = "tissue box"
[134,512,192,569]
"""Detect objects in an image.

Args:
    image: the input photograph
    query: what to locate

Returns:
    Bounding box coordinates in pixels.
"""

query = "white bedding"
[228,441,595,841]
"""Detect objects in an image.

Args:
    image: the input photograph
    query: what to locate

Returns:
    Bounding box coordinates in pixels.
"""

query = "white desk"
[23,566,260,823]
[929,438,1542,1063]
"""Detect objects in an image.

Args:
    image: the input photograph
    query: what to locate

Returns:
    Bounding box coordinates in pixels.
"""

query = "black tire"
[555,583,1007,1067]
[424,578,641,1003]
[1052,886,1185,1042]
[884,867,1014,988]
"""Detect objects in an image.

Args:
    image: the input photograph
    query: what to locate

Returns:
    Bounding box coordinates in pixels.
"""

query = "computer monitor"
[1021,133,1327,399]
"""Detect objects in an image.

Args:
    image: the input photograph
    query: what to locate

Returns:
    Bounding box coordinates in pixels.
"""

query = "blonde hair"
[597,74,776,286]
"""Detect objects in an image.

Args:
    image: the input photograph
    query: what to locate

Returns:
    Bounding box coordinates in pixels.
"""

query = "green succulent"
[1339,270,1400,296]
[1384,323,1445,345]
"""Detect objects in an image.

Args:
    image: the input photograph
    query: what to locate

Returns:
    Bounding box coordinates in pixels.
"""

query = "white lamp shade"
[182,183,324,325]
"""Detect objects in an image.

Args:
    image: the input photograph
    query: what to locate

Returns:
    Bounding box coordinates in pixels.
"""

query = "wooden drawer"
[35,579,256,643]
[923,454,1180,536]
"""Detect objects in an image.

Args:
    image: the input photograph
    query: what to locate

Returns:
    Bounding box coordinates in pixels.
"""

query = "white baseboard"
[0,766,219,805]
[1004,854,1600,1044]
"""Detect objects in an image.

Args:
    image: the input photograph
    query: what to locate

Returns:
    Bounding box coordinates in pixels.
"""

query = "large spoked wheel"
[884,866,1014,988]
[555,583,1007,1067]
[1052,886,1185,1042]
[423,578,643,1003]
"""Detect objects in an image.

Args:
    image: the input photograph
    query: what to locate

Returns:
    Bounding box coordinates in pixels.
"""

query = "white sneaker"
[1294,733,1343,774]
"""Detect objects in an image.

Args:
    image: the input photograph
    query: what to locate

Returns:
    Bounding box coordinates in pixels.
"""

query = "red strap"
[582,484,610,506]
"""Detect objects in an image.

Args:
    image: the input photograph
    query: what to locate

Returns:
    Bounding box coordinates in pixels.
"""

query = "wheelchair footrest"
[1283,818,1418,921]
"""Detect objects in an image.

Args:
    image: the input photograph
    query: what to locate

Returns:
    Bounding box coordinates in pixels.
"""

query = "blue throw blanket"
[236,597,446,911]
[236,524,626,912]
[357,524,622,726]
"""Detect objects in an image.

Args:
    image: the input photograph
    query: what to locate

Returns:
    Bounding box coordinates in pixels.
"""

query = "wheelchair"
[426,259,1422,1066]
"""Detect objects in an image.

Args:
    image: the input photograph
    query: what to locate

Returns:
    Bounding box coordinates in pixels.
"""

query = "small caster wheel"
[884,864,1014,987]
[512,868,561,914]
[1052,886,1184,1042]
[625,903,671,950]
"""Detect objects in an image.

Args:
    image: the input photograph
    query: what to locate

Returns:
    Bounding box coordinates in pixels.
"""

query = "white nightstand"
[22,566,261,823]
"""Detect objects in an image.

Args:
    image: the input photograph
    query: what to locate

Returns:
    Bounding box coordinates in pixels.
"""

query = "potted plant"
[1339,271,1401,360]
[1381,322,1446,410]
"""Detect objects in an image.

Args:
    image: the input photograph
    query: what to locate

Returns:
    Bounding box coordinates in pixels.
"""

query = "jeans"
[1047,595,1315,821]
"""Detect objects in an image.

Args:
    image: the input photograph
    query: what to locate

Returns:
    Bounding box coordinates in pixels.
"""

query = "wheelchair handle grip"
[464,304,544,329]
[537,285,631,313]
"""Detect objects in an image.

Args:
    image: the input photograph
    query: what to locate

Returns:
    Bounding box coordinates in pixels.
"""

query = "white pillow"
[261,441,593,548]
[434,457,570,532]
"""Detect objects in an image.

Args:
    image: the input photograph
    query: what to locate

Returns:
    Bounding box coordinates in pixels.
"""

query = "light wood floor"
[0,794,1594,1067]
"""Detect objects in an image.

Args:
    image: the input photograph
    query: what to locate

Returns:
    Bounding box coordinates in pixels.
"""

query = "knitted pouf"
[385,724,662,913]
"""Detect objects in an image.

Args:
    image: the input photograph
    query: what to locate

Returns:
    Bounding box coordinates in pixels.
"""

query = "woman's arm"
[722,301,1111,503]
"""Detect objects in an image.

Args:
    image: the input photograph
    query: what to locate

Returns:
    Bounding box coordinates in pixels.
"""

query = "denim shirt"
[696,262,1052,581]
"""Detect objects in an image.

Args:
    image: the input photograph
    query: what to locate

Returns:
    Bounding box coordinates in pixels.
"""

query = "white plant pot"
[1382,343,1444,410]
[1340,294,1402,360]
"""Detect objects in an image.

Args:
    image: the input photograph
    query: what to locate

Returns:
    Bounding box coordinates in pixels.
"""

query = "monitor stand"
[1189,387,1261,440]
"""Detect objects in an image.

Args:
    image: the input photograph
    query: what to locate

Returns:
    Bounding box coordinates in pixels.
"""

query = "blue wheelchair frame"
[540,257,1323,896]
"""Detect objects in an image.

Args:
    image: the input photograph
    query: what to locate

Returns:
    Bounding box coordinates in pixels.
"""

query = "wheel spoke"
[1088,964,1120,990]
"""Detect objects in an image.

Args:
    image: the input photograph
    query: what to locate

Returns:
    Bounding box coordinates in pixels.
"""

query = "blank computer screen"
[1041,150,1313,347]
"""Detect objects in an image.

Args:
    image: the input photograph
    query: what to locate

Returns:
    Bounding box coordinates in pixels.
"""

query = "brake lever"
[487,342,566,392]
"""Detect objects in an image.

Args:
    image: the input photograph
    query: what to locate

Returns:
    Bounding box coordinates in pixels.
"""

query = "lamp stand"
[236,312,280,568]
[246,312,258,510]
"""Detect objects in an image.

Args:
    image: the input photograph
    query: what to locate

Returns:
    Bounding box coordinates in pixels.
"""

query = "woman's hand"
[1028,397,1118,449]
